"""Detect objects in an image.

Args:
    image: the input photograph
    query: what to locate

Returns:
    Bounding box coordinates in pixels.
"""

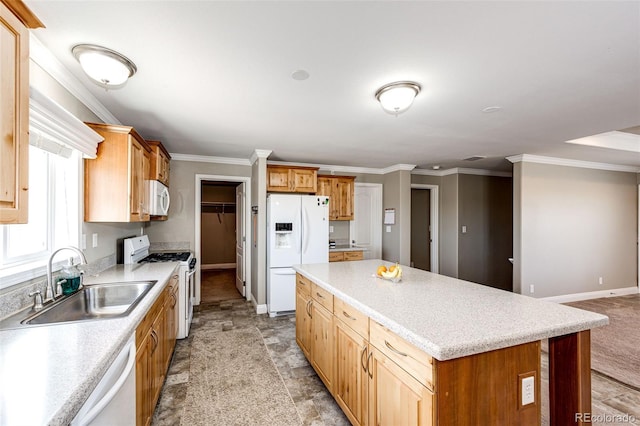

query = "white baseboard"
[251,294,268,314]
[201,263,236,270]
[541,286,639,304]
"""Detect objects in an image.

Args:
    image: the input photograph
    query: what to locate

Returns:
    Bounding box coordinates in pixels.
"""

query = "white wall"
[514,162,638,298]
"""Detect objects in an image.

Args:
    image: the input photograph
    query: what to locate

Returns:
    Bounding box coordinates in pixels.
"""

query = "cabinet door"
[295,287,312,359]
[311,302,334,393]
[130,138,144,221]
[334,320,368,426]
[0,2,29,224]
[368,348,435,426]
[336,178,354,220]
[291,168,317,193]
[266,167,292,192]
[136,332,152,426]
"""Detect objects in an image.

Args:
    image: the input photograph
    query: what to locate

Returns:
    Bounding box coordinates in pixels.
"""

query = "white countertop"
[0,262,179,426]
[293,259,609,361]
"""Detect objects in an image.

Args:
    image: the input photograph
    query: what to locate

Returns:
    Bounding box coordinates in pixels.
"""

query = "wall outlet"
[529,285,534,294]
[329,225,334,233]
[461,225,467,234]
[92,233,98,248]
[598,276,603,285]
[386,226,391,233]
[521,375,535,406]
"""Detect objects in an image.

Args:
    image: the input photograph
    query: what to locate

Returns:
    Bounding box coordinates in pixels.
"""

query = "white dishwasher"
[71,334,136,426]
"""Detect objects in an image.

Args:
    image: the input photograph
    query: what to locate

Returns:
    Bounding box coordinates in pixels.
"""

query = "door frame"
[195,174,252,304]
[410,184,439,274]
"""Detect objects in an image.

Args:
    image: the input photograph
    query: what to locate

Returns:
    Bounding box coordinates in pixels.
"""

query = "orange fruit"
[376,265,387,276]
[389,265,397,272]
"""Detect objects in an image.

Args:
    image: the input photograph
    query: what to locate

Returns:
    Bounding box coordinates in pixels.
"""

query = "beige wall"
[200,185,237,265]
[145,160,251,250]
[381,170,411,264]
[440,174,459,277]
[515,162,638,298]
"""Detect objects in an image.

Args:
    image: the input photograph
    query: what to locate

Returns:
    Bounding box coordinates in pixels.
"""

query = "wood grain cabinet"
[0,0,43,224]
[329,250,364,262]
[317,175,355,220]
[146,140,171,187]
[267,165,318,193]
[294,274,334,393]
[84,123,152,222]
[136,273,179,426]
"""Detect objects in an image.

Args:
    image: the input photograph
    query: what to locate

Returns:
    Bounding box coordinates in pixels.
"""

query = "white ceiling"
[25,1,640,171]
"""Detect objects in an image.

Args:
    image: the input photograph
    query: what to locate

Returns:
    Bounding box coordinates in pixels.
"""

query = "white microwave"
[149,180,170,216]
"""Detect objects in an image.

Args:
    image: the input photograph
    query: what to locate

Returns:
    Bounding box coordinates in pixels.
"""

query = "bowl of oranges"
[376,263,402,283]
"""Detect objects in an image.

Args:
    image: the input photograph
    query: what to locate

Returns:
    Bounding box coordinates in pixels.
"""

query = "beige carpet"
[566,294,640,390]
[180,327,301,426]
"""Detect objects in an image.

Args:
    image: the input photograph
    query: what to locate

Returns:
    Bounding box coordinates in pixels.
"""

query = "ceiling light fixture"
[375,81,421,115]
[72,44,137,88]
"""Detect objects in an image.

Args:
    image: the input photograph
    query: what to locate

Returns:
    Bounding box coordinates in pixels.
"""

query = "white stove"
[123,235,196,339]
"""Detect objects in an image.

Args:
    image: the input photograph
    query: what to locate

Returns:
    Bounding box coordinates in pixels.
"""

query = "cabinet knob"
[22,187,28,191]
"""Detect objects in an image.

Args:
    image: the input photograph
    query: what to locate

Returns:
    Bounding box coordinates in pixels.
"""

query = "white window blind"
[29,87,104,158]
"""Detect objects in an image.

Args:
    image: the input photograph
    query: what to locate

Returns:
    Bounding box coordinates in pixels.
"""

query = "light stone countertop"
[0,262,179,426]
[329,245,368,253]
[293,259,609,361]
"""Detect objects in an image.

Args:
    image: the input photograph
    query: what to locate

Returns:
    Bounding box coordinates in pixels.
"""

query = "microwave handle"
[161,187,170,215]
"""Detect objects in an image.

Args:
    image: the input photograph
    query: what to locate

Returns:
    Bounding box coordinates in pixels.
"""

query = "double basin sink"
[0,280,157,330]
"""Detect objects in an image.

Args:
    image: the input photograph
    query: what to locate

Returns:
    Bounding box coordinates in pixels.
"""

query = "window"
[0,145,81,288]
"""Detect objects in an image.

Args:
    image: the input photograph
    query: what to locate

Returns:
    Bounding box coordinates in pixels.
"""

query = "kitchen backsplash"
[329,220,350,240]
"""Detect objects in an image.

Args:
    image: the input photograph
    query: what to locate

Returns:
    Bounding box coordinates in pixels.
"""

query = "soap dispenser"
[58,257,82,295]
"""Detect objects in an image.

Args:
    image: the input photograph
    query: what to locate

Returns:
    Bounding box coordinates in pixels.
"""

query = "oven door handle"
[186,269,197,279]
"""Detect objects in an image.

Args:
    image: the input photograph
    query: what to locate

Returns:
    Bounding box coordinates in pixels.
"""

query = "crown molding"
[412,167,512,177]
[250,149,272,164]
[266,160,416,175]
[170,153,251,166]
[29,34,121,125]
[506,154,640,173]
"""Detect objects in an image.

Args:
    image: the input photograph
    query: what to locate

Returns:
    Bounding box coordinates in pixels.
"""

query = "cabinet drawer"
[344,251,363,261]
[312,282,333,312]
[329,252,344,262]
[296,273,312,296]
[370,320,435,391]
[334,297,369,338]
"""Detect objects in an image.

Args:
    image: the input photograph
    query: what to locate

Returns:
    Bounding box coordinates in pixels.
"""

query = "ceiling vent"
[463,155,486,161]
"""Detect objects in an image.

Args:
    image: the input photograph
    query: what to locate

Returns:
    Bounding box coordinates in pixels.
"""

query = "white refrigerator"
[267,194,329,316]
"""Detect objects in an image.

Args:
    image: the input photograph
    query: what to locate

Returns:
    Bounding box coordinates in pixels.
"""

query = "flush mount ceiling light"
[375,81,421,115]
[72,44,137,88]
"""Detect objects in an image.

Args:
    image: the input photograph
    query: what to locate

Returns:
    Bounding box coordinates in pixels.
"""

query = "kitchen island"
[293,260,608,425]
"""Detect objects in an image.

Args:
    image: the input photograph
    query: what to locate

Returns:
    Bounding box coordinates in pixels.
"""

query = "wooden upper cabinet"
[267,165,318,193]
[84,123,152,222]
[0,0,43,224]
[146,140,171,187]
[317,175,355,220]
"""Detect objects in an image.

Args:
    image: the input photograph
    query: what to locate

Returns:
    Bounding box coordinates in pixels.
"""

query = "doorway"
[410,184,439,273]
[200,181,242,304]
[194,174,251,306]
[349,183,383,259]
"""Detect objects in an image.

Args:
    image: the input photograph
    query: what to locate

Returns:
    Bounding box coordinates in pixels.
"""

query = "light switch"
[461,225,467,234]
[329,226,334,233]
[386,226,391,233]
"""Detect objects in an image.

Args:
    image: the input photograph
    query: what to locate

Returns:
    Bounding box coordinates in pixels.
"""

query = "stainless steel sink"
[0,281,157,330]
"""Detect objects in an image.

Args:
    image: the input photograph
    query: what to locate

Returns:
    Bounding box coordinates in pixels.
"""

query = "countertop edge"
[292,265,609,361]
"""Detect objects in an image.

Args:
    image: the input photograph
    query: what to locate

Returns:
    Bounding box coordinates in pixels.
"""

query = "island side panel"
[436,341,541,425]
[548,330,591,425]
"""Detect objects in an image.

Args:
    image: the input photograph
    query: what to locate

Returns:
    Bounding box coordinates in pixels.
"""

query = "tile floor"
[153,299,640,426]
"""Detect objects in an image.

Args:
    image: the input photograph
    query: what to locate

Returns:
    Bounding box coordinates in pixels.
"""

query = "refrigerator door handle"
[302,207,310,255]
[295,205,302,255]
[272,269,297,276]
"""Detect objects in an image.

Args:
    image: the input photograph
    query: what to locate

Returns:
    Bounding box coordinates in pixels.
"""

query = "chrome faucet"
[46,246,88,301]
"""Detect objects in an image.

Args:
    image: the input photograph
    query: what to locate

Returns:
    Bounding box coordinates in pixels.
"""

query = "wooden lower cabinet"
[311,301,334,392]
[368,347,435,426]
[136,275,179,426]
[334,319,368,426]
[329,250,364,262]
[296,273,542,426]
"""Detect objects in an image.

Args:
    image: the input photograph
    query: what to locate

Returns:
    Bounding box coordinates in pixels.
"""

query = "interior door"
[350,184,382,259]
[410,188,431,271]
[235,183,245,296]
